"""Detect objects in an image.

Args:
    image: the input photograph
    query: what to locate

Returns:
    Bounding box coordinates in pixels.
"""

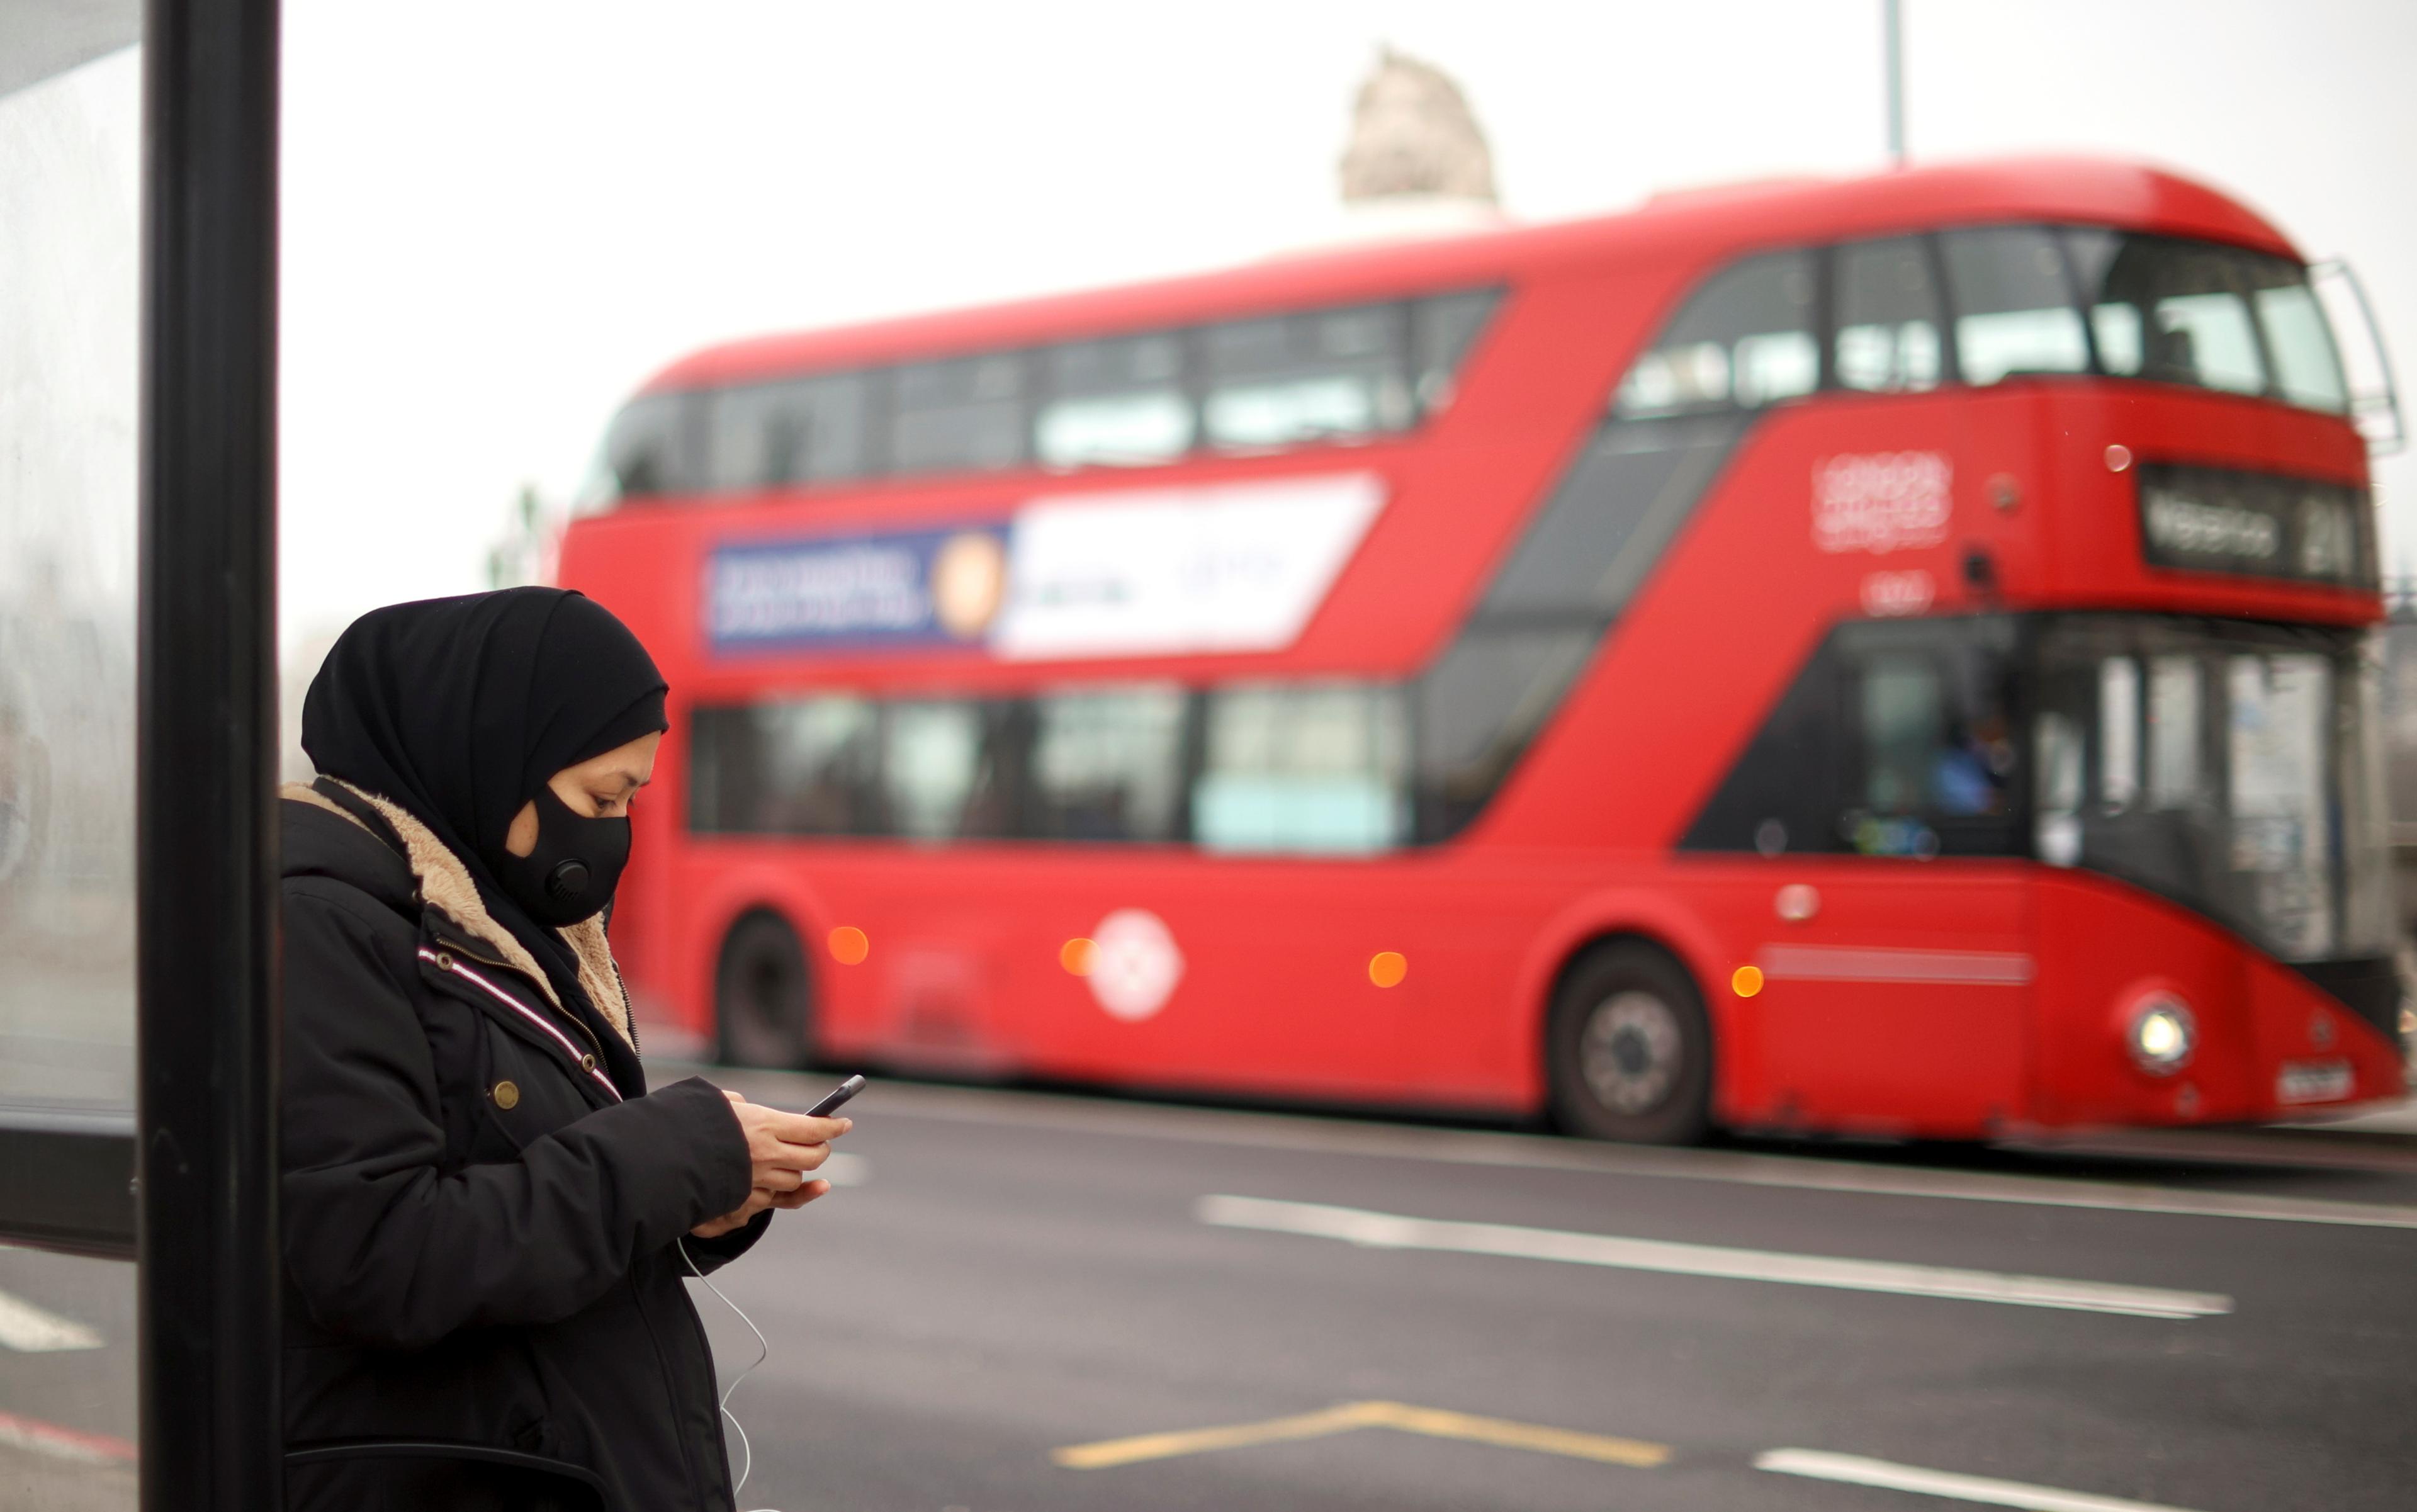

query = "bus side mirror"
[2311,259,2405,456]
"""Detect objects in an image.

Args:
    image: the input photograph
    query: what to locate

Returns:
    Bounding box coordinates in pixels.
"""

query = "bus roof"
[648,157,2296,393]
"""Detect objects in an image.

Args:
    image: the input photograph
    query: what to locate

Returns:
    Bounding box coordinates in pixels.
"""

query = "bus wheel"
[715,910,815,1069]
[1546,942,1712,1144]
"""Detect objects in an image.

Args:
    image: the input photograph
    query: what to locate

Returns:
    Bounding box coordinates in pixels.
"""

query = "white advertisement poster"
[989,472,1387,661]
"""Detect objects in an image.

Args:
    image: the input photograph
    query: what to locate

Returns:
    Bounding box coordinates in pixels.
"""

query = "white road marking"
[774,1075,2417,1232]
[820,1151,870,1187]
[1197,1196,2231,1320]
[1756,1448,2206,1511]
[0,1289,101,1352]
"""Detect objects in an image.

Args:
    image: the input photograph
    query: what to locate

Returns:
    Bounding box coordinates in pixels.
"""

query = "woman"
[278,587,845,1511]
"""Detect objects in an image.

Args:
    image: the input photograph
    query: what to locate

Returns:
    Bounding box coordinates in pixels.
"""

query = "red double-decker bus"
[559,157,2407,1142]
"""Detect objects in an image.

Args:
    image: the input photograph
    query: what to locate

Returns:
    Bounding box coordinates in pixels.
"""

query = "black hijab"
[301,589,667,1071]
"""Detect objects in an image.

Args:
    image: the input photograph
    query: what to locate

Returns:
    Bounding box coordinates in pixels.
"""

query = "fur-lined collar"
[282,779,634,1048]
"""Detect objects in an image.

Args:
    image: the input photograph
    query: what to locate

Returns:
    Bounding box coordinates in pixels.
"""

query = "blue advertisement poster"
[704,525,1010,653]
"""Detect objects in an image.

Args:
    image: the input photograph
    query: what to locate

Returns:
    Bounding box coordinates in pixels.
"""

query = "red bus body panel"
[562,159,2403,1136]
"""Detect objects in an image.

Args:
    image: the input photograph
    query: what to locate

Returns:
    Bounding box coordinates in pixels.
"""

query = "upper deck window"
[1035,334,1192,469]
[703,371,871,491]
[593,287,1501,505]
[2063,229,2348,412]
[1833,237,1945,394]
[1939,227,2093,385]
[1611,225,2353,426]
[892,354,1028,475]
[1614,251,1818,417]
[582,390,702,508]
[1201,303,1413,450]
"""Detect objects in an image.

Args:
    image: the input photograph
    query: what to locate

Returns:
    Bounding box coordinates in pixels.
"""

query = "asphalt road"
[3,1076,2414,1512]
[677,1071,2417,1512]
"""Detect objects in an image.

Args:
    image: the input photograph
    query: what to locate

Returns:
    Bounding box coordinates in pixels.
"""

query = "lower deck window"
[690,680,1407,854]
[1193,685,1408,854]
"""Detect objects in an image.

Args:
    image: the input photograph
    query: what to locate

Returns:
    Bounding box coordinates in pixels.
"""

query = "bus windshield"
[2032,615,2390,962]
[1939,227,2351,410]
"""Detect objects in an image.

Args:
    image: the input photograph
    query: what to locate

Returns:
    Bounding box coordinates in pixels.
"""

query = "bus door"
[1748,619,2034,1134]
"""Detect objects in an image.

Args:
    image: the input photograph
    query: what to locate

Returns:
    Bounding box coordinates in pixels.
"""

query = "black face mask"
[495,785,631,927]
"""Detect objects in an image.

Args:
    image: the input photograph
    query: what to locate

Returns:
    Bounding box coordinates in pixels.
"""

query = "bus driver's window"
[1853,644,2014,855]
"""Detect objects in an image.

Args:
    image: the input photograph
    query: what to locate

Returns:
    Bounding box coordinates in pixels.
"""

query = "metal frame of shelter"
[0,1,285,1506]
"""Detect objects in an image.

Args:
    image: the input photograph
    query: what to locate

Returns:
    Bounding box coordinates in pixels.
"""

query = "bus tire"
[714,910,816,1069]
[1545,941,1713,1145]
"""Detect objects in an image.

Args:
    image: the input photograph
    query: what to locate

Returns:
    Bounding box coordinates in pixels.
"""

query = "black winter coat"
[278,784,764,1512]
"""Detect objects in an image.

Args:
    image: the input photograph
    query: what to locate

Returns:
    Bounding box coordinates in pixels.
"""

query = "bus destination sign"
[2136,463,2374,590]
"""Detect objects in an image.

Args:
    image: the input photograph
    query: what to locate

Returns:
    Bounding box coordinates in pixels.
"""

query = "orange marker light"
[1368,951,1408,988]
[1060,937,1095,976]
[828,926,870,966]
[1732,964,1764,998]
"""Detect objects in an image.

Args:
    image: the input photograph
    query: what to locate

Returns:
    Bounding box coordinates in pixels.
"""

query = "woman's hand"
[690,1090,850,1239]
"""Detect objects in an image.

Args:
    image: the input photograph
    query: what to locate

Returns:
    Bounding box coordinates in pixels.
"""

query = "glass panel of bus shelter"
[688,697,881,835]
[702,372,872,492]
[1832,237,1944,393]
[1193,684,1407,853]
[1,28,143,1504]
[1612,250,1817,416]
[1938,226,2090,385]
[1028,685,1186,841]
[2032,617,2391,964]
[1034,334,1192,468]
[891,354,1028,475]
[1199,303,1413,449]
[2062,228,2267,395]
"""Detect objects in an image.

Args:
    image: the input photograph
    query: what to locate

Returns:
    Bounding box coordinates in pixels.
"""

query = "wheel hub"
[1580,990,1681,1114]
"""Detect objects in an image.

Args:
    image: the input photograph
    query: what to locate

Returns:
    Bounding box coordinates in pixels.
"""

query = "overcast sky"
[218,0,2417,646]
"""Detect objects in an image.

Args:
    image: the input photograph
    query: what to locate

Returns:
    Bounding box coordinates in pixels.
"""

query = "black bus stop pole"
[137,1,284,1508]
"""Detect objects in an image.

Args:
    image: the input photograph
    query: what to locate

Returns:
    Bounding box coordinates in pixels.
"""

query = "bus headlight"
[2127,995,2196,1075]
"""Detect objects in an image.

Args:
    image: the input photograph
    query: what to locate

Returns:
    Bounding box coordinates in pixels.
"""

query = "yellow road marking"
[1360,1402,1668,1467]
[1051,1399,1669,1471]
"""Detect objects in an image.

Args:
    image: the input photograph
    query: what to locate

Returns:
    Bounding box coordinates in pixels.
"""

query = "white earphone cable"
[677,1236,782,1512]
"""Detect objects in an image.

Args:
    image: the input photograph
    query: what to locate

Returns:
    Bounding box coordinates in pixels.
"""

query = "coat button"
[434,951,454,971]
[491,1080,519,1110]
[580,1054,598,1071]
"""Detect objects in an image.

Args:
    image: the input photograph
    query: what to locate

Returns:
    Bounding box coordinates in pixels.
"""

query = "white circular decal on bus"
[1088,908,1185,1022]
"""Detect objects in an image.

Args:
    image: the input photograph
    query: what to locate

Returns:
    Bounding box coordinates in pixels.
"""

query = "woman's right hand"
[692,1090,850,1238]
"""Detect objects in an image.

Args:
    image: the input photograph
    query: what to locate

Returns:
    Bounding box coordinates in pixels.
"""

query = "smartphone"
[806,1074,867,1118]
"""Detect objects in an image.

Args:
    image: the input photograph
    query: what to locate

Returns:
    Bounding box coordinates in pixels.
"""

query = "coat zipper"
[431,932,614,1063]
[420,946,622,1102]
